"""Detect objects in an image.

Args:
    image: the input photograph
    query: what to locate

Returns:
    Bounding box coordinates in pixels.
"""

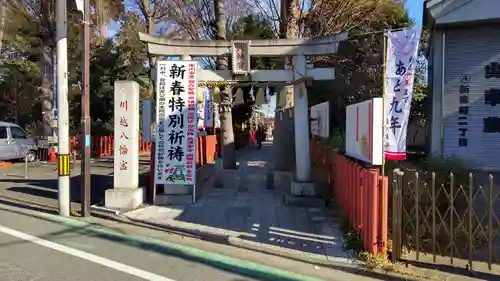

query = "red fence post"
[347,160,352,226]
[358,168,366,245]
[368,170,379,254]
[362,169,368,252]
[110,136,114,156]
[379,175,389,255]
[341,157,347,214]
[99,136,104,157]
[148,143,155,202]
[354,165,360,229]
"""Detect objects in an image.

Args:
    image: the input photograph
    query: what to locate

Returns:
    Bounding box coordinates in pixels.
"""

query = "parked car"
[0,121,38,162]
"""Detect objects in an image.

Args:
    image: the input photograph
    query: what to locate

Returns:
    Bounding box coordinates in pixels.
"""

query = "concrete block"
[105,188,143,211]
[291,180,317,196]
[213,167,240,189]
[154,194,195,206]
[284,192,326,207]
[196,164,214,185]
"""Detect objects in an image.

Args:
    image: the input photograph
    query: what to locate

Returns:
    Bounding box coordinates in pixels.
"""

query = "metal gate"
[391,169,500,271]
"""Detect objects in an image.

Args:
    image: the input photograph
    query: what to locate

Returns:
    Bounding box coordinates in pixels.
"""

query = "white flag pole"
[381,30,388,246]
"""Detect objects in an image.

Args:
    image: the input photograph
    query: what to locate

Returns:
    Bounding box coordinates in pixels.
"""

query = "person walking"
[249,127,256,147]
[256,125,265,150]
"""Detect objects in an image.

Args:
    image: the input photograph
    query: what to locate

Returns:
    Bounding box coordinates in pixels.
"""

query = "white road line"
[0,225,175,281]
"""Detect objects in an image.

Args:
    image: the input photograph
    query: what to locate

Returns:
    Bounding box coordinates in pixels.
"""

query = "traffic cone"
[48,147,57,163]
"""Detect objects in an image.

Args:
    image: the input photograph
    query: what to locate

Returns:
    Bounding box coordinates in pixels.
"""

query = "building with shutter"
[425,0,500,170]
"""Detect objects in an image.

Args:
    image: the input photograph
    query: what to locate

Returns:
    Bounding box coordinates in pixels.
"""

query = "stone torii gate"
[139,32,348,202]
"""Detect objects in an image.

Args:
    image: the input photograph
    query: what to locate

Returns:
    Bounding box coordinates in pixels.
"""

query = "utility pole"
[56,0,70,216]
[81,0,91,217]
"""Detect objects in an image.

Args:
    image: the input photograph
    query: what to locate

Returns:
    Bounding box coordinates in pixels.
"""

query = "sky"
[107,1,424,117]
[259,0,424,116]
[406,0,424,24]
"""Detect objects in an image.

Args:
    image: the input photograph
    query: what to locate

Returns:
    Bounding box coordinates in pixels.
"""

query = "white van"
[0,122,38,162]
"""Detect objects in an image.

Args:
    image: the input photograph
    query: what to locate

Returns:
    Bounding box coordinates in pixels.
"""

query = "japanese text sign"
[114,81,140,189]
[202,87,214,128]
[141,99,154,142]
[310,101,330,138]
[346,98,384,165]
[384,27,421,160]
[155,60,198,185]
[231,40,250,75]
[213,102,221,128]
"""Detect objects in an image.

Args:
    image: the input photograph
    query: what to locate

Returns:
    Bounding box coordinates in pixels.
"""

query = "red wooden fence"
[310,141,389,255]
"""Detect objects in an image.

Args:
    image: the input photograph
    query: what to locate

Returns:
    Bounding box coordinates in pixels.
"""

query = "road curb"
[0,195,425,281]
[0,201,326,281]
[122,214,353,266]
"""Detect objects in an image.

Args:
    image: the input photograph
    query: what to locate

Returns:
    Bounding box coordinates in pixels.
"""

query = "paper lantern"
[234,88,245,105]
[197,86,204,103]
[255,87,266,105]
[213,87,221,103]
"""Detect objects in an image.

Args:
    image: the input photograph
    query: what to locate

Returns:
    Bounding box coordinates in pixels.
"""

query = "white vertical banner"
[198,87,206,129]
[213,102,221,128]
[155,61,198,185]
[204,87,214,128]
[141,100,153,142]
[384,27,421,160]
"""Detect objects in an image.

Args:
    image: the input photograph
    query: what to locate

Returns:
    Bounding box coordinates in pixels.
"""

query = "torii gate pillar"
[292,55,311,183]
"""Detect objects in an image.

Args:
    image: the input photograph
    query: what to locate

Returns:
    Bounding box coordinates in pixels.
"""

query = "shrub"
[325,131,345,153]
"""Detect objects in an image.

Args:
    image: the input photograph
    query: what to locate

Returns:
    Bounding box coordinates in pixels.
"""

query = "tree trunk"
[274,0,300,171]
[95,0,108,40]
[100,22,108,38]
[0,0,5,54]
[137,0,155,98]
[214,0,236,169]
[141,0,155,99]
[40,43,54,136]
[14,76,19,124]
[40,0,55,137]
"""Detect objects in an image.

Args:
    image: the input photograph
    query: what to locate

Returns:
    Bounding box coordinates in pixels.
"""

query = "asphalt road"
[0,204,269,281]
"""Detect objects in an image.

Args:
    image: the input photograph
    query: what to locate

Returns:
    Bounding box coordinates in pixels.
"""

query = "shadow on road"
[0,172,150,206]
[0,199,424,281]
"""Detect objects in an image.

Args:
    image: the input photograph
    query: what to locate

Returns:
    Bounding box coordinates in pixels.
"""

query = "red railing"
[311,141,389,255]
[38,132,253,160]
[67,136,153,157]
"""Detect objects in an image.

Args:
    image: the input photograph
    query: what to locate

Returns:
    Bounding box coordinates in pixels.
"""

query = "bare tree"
[123,0,180,98]
[213,0,237,169]
[0,0,6,54]
[92,0,124,39]
[166,0,251,168]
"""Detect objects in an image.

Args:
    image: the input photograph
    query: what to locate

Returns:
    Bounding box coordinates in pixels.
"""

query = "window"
[10,127,27,139]
[0,127,7,139]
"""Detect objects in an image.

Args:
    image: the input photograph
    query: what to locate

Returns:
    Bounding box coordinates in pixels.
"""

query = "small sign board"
[141,99,154,142]
[345,98,383,166]
[310,101,329,138]
[231,40,250,75]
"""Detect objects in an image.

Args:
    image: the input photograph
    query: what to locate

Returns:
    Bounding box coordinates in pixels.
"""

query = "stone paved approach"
[123,142,350,263]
